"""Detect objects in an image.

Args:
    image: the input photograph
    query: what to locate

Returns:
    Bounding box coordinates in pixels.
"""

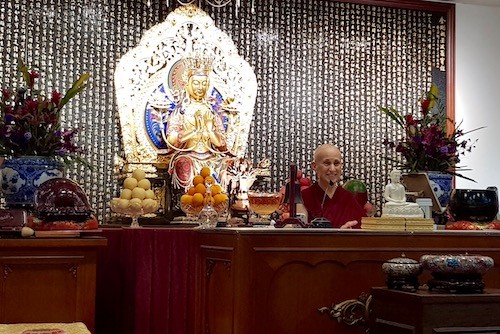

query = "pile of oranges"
[180,167,228,213]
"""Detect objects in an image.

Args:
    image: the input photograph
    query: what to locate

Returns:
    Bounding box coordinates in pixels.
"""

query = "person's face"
[312,146,342,186]
[186,74,209,101]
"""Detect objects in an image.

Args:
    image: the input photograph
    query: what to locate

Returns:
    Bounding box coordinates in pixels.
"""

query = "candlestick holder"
[275,163,311,228]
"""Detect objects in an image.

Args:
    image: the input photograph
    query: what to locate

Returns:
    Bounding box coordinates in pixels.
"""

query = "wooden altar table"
[196,229,500,334]
[95,227,500,334]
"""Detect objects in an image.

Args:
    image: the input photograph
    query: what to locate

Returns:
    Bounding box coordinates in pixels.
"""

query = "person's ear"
[311,161,317,172]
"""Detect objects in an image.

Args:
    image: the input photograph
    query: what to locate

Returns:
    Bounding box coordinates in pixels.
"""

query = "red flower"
[28,70,40,89]
[420,98,430,115]
[51,90,62,106]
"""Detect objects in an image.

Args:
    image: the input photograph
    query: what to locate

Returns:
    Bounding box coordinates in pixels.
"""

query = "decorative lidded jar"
[382,254,422,291]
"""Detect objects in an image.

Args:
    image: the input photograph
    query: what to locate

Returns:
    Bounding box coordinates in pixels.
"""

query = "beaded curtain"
[0,0,446,221]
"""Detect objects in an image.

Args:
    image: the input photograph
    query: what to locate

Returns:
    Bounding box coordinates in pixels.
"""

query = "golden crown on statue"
[183,51,214,77]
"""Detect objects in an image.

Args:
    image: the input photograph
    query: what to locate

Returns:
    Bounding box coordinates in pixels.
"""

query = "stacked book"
[361,217,434,231]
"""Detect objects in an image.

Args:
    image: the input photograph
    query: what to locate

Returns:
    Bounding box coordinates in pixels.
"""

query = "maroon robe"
[302,182,365,228]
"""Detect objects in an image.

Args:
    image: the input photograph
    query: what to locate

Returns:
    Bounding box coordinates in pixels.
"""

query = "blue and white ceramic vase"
[0,156,64,208]
[426,171,453,208]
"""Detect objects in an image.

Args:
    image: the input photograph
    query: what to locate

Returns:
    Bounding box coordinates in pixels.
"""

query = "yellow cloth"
[0,322,90,334]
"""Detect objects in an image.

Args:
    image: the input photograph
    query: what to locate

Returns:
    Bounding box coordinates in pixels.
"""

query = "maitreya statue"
[153,54,239,191]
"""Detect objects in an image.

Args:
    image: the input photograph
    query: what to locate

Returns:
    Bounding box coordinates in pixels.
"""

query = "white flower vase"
[0,156,64,208]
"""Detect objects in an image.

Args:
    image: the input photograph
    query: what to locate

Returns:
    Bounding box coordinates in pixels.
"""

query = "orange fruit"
[200,166,211,178]
[187,187,196,196]
[213,193,228,205]
[211,184,222,195]
[192,193,204,207]
[204,175,215,186]
[180,194,193,206]
[193,175,204,186]
[194,183,206,194]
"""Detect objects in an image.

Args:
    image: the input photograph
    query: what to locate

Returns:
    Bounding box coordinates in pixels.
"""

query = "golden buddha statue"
[163,55,234,190]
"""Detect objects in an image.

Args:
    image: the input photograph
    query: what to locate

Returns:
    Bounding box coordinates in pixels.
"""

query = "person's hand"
[340,220,358,229]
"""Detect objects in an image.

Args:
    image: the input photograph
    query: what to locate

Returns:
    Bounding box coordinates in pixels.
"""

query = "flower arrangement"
[380,84,483,181]
[0,58,90,166]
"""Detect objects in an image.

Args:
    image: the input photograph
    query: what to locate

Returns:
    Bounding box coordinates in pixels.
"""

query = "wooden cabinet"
[195,229,500,334]
[0,237,106,333]
[370,287,500,334]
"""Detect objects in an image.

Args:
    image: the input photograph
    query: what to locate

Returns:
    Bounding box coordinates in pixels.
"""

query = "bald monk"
[301,144,366,229]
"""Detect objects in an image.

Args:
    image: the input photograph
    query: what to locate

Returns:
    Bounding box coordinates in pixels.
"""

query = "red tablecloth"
[95,227,197,334]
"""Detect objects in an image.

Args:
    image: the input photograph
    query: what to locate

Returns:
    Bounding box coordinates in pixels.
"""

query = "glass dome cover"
[34,177,93,221]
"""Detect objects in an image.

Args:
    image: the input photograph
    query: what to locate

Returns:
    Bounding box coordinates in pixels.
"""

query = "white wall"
[455,4,500,190]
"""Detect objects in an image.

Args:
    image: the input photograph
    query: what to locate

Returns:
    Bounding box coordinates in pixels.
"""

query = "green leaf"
[58,73,90,109]
[379,106,405,128]
[18,57,31,87]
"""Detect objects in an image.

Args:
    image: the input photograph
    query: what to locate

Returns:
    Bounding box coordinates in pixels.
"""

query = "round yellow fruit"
[142,198,158,211]
[131,187,146,200]
[132,169,146,181]
[193,175,204,186]
[145,189,155,199]
[192,193,204,207]
[129,198,143,212]
[211,184,222,195]
[130,197,142,206]
[180,194,193,206]
[187,187,196,196]
[123,177,138,190]
[213,193,228,205]
[194,183,206,194]
[137,179,151,190]
[120,188,133,200]
[200,166,211,178]
[117,198,130,210]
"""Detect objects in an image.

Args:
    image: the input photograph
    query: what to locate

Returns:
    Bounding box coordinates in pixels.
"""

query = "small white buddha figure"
[382,169,424,218]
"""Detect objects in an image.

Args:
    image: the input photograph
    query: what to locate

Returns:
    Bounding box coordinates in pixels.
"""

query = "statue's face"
[186,74,209,101]
[390,171,401,183]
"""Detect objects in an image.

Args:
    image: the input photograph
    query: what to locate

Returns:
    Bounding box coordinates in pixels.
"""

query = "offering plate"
[420,254,494,293]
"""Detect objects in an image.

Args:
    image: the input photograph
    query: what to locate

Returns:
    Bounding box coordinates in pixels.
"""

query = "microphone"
[320,180,335,209]
[312,180,334,228]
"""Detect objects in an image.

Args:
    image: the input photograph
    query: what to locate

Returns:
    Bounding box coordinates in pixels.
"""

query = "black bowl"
[448,189,499,222]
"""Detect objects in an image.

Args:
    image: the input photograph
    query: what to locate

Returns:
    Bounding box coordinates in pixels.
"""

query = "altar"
[95,227,500,334]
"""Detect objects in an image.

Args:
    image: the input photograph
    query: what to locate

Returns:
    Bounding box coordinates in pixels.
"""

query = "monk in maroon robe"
[302,144,365,228]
